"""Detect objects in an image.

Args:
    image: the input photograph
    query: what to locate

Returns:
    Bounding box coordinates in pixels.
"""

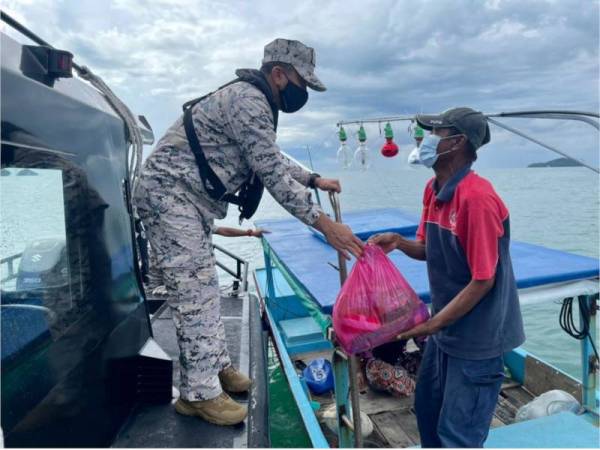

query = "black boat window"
[1,166,70,362]
[1,139,109,365]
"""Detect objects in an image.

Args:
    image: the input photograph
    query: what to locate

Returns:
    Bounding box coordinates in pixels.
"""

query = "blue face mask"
[418,133,463,168]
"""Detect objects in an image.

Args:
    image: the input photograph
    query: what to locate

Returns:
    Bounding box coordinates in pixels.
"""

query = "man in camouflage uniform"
[134,38,363,426]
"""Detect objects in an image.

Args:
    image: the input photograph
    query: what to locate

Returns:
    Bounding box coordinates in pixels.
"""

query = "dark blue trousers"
[414,338,504,448]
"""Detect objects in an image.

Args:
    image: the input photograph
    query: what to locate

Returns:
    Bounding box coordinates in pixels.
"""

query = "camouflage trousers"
[134,181,231,401]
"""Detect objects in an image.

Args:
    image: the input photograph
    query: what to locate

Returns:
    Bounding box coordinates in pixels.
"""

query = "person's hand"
[368,232,400,254]
[323,221,364,260]
[314,177,341,193]
[396,319,439,341]
[251,228,270,238]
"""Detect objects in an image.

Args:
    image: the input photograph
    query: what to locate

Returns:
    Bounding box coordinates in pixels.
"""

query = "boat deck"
[292,348,535,448]
[113,294,268,448]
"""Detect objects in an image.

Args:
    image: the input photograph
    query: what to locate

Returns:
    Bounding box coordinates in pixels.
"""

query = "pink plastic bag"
[332,245,430,354]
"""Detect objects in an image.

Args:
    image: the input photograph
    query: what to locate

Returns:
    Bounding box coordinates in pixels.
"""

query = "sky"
[2,0,599,170]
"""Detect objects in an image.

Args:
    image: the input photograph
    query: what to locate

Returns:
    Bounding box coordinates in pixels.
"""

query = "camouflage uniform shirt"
[140,69,322,225]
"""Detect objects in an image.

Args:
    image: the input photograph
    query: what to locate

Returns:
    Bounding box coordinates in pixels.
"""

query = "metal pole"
[347,356,363,448]
[487,117,599,174]
[283,149,322,208]
[306,145,322,208]
[329,193,348,284]
[336,110,599,127]
[579,294,599,416]
[329,192,363,448]
[242,256,249,293]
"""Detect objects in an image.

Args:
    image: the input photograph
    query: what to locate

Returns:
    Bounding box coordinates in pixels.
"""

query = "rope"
[559,296,598,359]
[76,66,144,193]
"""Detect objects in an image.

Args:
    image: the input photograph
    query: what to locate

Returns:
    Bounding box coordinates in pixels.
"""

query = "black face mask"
[280,75,308,113]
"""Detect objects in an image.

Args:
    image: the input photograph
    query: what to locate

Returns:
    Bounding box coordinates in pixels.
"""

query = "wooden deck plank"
[398,408,421,444]
[502,385,535,410]
[490,415,505,428]
[367,421,394,448]
[358,390,414,415]
[494,395,519,424]
[371,410,417,448]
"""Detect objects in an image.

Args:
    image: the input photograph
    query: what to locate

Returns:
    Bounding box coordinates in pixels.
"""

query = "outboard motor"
[16,238,68,292]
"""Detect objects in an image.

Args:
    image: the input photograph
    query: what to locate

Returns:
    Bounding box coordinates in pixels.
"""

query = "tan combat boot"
[219,366,252,393]
[175,392,247,426]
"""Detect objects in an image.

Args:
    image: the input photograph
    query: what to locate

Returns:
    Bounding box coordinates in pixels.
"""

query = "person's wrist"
[427,317,442,334]
[247,229,253,236]
[308,173,321,189]
[316,213,333,233]
[394,234,405,249]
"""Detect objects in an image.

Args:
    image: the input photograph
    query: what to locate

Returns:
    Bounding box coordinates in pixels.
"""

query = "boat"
[253,112,600,447]
[0,12,268,447]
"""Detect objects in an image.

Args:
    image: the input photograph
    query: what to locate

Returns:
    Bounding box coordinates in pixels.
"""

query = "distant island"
[528,157,583,168]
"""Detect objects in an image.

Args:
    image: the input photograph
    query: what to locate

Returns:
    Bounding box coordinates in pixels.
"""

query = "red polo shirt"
[416,164,525,359]
[416,169,509,280]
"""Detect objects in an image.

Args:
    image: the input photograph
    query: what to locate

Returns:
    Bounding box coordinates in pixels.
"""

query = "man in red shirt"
[371,107,525,447]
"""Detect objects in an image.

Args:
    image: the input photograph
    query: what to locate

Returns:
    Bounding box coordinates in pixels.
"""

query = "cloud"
[2,0,598,169]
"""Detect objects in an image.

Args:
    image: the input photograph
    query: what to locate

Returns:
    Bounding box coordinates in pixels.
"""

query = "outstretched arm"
[214,226,270,238]
[368,233,426,261]
[226,92,362,258]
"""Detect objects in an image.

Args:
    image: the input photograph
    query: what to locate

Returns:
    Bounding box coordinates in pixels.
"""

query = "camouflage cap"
[262,38,326,92]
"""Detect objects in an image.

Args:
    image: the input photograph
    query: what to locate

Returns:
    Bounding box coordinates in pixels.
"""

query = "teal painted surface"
[279,316,333,355]
[286,340,333,357]
[332,350,354,448]
[263,303,329,448]
[504,347,527,384]
[281,317,324,345]
[580,294,599,415]
[485,412,600,448]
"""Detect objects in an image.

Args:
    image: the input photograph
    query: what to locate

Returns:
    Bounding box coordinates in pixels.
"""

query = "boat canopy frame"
[337,110,600,173]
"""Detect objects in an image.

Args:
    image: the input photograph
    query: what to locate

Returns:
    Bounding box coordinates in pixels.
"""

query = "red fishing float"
[380,122,399,157]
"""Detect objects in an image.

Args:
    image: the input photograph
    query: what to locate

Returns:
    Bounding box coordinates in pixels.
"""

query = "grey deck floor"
[113,295,252,448]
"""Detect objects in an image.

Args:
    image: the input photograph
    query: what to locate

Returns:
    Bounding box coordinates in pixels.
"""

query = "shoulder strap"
[182,77,241,111]
[183,102,239,204]
[182,72,273,206]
